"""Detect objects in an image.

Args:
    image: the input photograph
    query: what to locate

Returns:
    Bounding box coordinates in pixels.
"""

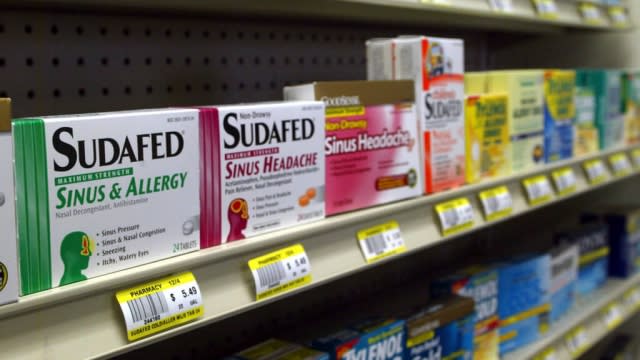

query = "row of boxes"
[2,34,639,302]
[224,205,640,359]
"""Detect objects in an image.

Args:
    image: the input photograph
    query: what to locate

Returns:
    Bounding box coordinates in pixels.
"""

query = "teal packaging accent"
[495,254,551,355]
[403,296,475,360]
[543,70,575,162]
[311,319,405,360]
[555,223,609,296]
[576,69,624,149]
[549,244,578,322]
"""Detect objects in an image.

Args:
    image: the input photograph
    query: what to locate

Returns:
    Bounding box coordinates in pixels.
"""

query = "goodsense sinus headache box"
[284,80,422,215]
[198,101,325,248]
[13,109,201,295]
[0,98,18,305]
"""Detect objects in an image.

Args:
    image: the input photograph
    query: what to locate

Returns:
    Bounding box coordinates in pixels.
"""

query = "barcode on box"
[256,261,287,289]
[126,292,169,323]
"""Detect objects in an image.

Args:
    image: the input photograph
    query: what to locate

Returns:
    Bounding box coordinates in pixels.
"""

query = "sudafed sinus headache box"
[13,109,201,295]
[0,98,18,305]
[392,36,466,193]
[198,101,325,248]
[284,80,422,215]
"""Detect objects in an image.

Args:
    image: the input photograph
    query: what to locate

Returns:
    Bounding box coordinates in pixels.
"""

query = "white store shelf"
[6,0,632,33]
[0,144,639,359]
[504,273,640,360]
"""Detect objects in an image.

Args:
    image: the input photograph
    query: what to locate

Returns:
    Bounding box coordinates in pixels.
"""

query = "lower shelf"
[504,273,640,360]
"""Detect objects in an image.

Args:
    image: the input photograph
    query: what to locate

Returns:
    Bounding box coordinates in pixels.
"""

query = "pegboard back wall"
[0,10,490,117]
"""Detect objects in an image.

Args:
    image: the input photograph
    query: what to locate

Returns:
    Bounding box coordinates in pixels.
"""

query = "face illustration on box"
[59,231,94,286]
[227,198,249,242]
[428,42,446,77]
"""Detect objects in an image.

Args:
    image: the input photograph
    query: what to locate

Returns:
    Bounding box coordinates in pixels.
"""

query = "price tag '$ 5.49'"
[116,272,204,341]
[249,244,311,301]
[357,220,406,263]
[435,197,474,236]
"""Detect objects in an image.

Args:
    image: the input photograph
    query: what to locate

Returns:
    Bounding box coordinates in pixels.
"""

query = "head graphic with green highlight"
[59,231,94,286]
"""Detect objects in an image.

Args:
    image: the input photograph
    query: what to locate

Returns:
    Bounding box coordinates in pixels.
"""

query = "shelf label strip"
[551,167,577,196]
[583,158,609,185]
[565,325,589,357]
[531,0,558,19]
[248,244,311,301]
[488,0,513,12]
[435,197,475,236]
[609,152,632,177]
[602,302,623,329]
[478,185,513,221]
[116,272,204,341]
[523,175,554,206]
[357,220,406,264]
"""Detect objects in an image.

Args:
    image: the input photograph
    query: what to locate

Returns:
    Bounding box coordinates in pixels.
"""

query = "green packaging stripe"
[13,118,51,294]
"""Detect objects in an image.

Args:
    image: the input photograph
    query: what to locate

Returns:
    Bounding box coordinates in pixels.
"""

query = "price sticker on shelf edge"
[532,0,558,19]
[478,185,513,221]
[488,0,513,12]
[116,272,203,341]
[435,197,474,236]
[523,175,554,206]
[534,347,557,360]
[583,158,609,185]
[565,325,589,357]
[602,302,623,329]
[248,244,311,301]
[357,220,406,263]
[609,152,632,177]
[579,2,603,24]
[624,287,640,309]
[608,5,628,27]
[551,167,577,196]
[631,149,640,168]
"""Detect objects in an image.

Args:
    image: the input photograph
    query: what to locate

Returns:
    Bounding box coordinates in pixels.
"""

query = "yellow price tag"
[116,272,204,341]
[478,185,513,221]
[623,287,640,310]
[565,326,589,357]
[583,159,609,185]
[602,302,623,329]
[579,2,603,24]
[609,153,632,176]
[551,167,577,196]
[534,347,557,360]
[426,0,451,5]
[435,197,474,236]
[357,221,406,264]
[532,0,558,19]
[523,175,554,206]
[631,149,640,168]
[248,244,311,301]
[488,0,513,12]
[608,5,628,27]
